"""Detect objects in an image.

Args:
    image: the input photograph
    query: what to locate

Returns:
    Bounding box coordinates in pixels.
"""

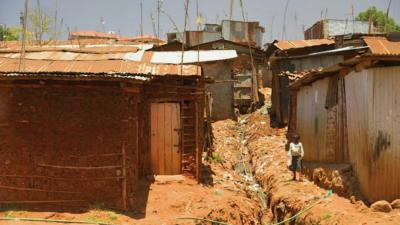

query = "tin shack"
[289,35,400,203]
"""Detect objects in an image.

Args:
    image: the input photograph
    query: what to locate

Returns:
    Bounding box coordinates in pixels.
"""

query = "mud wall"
[0,80,141,209]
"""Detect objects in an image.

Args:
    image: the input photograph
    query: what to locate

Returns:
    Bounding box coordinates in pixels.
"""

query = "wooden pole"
[195,101,199,181]
[19,0,28,72]
[121,142,127,210]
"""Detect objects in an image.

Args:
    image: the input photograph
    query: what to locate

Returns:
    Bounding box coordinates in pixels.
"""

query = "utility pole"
[282,0,290,40]
[19,0,28,72]
[150,13,157,37]
[140,0,143,36]
[230,0,234,20]
[101,16,106,33]
[157,0,160,39]
[386,0,392,32]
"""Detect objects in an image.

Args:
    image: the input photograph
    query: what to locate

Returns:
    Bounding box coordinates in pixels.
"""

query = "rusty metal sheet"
[274,39,334,50]
[363,37,400,56]
[69,30,118,39]
[0,58,201,76]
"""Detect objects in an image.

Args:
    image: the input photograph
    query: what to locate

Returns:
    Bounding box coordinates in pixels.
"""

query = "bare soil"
[2,87,400,224]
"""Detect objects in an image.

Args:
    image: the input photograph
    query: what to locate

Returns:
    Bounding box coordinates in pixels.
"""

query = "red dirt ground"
[2,87,400,224]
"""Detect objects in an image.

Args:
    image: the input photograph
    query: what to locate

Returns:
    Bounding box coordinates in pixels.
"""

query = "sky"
[0,0,399,43]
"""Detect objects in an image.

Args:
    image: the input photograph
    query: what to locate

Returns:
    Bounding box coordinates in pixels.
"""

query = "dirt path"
[238,93,400,224]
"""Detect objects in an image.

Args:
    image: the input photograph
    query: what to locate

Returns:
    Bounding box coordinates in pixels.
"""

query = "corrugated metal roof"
[0,45,139,54]
[69,30,118,39]
[150,50,237,64]
[363,37,400,56]
[0,58,201,76]
[274,39,334,50]
[118,35,166,44]
[0,51,139,61]
[0,48,236,64]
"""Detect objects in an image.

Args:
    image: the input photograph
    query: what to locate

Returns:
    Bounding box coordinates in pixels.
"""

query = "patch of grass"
[87,202,122,223]
[323,212,332,220]
[207,152,225,164]
[86,215,104,223]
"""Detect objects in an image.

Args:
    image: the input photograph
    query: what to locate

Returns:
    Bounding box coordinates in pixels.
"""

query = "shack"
[289,35,400,203]
[0,47,205,210]
[189,39,266,113]
[266,39,336,125]
[149,50,238,121]
[304,19,383,40]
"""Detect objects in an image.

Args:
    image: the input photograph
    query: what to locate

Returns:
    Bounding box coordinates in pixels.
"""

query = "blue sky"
[0,0,399,42]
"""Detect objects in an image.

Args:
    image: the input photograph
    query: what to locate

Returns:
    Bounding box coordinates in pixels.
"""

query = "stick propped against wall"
[121,142,127,210]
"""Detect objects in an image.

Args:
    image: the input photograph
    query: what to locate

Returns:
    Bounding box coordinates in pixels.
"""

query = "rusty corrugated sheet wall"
[296,76,347,163]
[296,78,330,161]
[345,66,400,202]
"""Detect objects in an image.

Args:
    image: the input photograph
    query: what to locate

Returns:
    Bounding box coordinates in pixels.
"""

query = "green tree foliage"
[356,6,400,32]
[0,25,20,41]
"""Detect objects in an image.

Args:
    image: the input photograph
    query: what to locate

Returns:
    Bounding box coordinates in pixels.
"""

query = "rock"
[350,196,357,204]
[391,199,400,209]
[371,200,392,213]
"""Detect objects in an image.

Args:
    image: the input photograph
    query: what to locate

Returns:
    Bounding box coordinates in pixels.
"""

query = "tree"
[28,7,53,43]
[356,6,400,32]
[0,25,20,41]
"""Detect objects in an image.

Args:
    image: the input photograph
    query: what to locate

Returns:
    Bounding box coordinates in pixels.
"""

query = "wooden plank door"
[150,103,181,175]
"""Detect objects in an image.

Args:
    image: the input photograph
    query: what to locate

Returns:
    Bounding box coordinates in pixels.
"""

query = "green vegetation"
[356,6,400,32]
[207,152,225,164]
[28,7,54,43]
[87,202,121,223]
[0,25,20,41]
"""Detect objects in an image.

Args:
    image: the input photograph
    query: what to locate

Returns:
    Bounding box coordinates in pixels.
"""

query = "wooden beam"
[37,164,122,170]
[0,174,123,181]
[0,185,81,194]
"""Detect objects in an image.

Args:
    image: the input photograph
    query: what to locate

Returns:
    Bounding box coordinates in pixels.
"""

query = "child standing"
[288,134,304,181]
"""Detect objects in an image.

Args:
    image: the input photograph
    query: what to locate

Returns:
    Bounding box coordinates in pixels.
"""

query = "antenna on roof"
[180,0,189,75]
[282,0,290,40]
[324,8,328,19]
[150,13,157,37]
[101,16,106,33]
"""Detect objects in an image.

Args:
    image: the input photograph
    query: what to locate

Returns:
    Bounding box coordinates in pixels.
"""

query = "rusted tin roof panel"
[363,37,400,56]
[274,39,334,50]
[0,58,201,76]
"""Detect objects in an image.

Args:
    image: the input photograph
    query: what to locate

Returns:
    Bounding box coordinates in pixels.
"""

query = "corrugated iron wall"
[296,78,330,161]
[296,76,347,162]
[345,67,400,202]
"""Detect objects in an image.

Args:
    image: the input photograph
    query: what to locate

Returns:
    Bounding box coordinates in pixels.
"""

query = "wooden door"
[150,103,181,175]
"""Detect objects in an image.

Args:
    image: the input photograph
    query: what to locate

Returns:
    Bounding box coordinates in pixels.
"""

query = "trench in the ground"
[234,113,316,225]
[233,115,270,223]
